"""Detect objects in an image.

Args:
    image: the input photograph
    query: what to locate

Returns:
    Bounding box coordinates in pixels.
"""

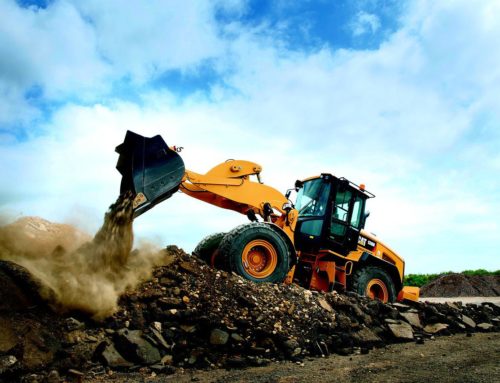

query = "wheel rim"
[241,239,278,278]
[366,278,389,302]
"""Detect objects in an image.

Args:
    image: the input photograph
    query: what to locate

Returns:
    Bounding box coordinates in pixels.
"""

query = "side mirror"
[361,210,370,229]
[294,180,303,191]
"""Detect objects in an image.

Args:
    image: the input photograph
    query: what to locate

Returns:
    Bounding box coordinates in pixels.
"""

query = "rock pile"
[421,273,500,297]
[1,247,499,382]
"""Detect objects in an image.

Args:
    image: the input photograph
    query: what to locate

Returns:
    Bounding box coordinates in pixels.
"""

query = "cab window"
[330,189,352,237]
[350,195,364,229]
[295,179,330,217]
[333,189,352,222]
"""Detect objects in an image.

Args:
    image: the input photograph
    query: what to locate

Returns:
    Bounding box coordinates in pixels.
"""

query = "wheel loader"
[115,131,419,303]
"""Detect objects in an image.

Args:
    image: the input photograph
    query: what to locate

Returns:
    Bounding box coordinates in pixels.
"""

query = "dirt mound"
[0,216,91,257]
[1,246,499,382]
[420,273,500,297]
[0,194,165,319]
[1,205,499,381]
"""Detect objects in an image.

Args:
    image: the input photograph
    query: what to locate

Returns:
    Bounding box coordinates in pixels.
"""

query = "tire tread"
[218,222,290,283]
[351,265,397,302]
[193,232,226,264]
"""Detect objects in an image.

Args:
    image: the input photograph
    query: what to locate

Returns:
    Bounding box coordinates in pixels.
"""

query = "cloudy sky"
[1,0,499,273]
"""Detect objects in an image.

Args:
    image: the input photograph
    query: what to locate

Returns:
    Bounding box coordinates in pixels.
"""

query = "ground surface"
[420,297,500,305]
[2,216,499,382]
[85,332,499,383]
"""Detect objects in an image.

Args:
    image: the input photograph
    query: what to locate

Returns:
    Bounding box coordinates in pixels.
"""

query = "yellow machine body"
[116,131,419,303]
[175,164,416,302]
[180,160,288,217]
[171,160,299,246]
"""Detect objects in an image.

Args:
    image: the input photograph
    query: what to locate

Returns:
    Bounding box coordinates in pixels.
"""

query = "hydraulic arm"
[115,131,298,239]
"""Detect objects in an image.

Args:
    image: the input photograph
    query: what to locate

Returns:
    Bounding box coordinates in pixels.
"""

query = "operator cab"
[293,173,374,256]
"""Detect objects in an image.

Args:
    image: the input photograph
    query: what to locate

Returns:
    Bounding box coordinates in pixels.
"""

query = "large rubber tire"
[351,266,397,303]
[193,232,226,267]
[218,223,291,283]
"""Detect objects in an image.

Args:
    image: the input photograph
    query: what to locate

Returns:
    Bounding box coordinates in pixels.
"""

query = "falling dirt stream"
[0,192,162,319]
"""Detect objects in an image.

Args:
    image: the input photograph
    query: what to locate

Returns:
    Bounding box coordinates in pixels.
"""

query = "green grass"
[404,269,500,287]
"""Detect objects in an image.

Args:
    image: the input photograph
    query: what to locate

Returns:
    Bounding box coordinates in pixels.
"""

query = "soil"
[421,297,500,305]
[2,247,499,382]
[83,332,500,383]
[421,274,500,297]
[1,209,500,383]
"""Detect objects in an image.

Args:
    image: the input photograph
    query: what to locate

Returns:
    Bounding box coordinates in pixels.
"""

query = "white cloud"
[0,0,110,98]
[71,0,224,83]
[0,85,40,127]
[351,11,381,36]
[0,0,225,125]
[213,0,249,18]
[1,0,500,274]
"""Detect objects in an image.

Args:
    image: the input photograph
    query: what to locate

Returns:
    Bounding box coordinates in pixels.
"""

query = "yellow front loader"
[115,131,419,302]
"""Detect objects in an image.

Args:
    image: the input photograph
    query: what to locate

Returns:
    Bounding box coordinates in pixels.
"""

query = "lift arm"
[115,131,298,238]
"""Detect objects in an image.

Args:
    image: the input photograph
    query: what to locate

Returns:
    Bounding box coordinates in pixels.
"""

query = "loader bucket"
[115,130,185,218]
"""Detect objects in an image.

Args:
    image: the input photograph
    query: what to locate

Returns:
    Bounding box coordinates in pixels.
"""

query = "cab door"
[294,178,331,252]
[327,185,366,255]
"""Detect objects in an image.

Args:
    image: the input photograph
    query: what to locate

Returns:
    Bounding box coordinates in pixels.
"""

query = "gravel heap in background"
[1,247,499,382]
[420,273,500,297]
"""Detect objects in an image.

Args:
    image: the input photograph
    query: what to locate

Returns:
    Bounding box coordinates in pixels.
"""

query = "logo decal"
[358,236,376,251]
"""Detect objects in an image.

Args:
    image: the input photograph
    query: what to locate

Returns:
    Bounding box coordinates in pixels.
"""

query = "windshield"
[295,178,330,217]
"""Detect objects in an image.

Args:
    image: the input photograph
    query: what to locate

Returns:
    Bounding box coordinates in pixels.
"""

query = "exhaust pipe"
[115,130,185,218]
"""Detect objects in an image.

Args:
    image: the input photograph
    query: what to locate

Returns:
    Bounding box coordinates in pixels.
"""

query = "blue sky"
[1,0,499,273]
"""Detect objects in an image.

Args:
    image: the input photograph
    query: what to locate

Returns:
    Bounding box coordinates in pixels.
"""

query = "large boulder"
[114,329,161,365]
[387,322,414,341]
[0,261,43,312]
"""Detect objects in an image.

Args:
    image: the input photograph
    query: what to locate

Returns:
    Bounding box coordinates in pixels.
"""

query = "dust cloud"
[0,193,165,320]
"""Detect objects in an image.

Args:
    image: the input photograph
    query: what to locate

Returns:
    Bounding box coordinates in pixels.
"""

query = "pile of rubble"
[1,247,499,382]
[421,273,500,297]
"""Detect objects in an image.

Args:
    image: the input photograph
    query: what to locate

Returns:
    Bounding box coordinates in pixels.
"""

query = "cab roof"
[298,173,375,199]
